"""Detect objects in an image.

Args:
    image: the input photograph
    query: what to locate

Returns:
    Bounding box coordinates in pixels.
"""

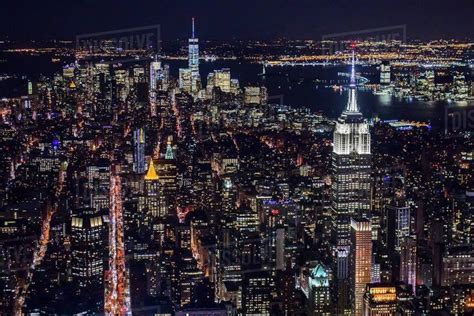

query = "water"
[220,60,445,122]
[0,52,68,97]
[166,59,445,126]
[0,54,446,126]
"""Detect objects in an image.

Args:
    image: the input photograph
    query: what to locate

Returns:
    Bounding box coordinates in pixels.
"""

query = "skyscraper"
[308,264,331,315]
[336,246,351,314]
[179,68,193,93]
[350,218,372,315]
[221,176,236,214]
[149,59,162,91]
[380,62,391,85]
[188,17,199,73]
[207,68,231,93]
[178,18,201,95]
[133,128,146,174]
[71,207,107,290]
[363,284,397,315]
[331,51,371,246]
[332,50,371,315]
[400,235,417,294]
[242,270,273,315]
[87,161,110,211]
[149,59,161,116]
[189,18,201,93]
[384,201,411,253]
[140,158,166,218]
[155,137,178,217]
[442,245,474,286]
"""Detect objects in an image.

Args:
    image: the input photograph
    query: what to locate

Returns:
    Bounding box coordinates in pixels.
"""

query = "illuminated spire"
[350,50,356,87]
[188,17,199,73]
[346,49,359,113]
[144,159,159,180]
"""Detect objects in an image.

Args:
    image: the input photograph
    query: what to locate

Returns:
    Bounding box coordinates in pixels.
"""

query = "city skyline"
[0,5,473,316]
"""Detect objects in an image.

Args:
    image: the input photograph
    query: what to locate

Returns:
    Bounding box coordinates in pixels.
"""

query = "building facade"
[351,218,373,315]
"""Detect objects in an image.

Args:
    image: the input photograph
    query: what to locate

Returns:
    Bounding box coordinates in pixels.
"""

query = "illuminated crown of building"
[309,264,329,288]
[332,50,371,155]
[165,138,174,160]
[144,158,159,180]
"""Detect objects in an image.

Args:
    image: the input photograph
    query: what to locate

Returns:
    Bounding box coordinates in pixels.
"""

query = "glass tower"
[188,17,199,73]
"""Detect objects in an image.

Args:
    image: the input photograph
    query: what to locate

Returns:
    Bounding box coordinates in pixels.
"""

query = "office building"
[242,271,273,315]
[308,264,331,315]
[133,128,146,174]
[331,51,371,246]
[363,284,397,315]
[400,236,417,294]
[351,218,372,315]
[71,208,107,289]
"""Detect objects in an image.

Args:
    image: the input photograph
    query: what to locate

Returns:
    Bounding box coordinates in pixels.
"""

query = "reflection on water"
[377,94,392,106]
[191,59,445,126]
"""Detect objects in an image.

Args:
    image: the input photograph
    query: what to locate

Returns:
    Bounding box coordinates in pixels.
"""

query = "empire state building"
[331,51,372,315]
[331,51,371,247]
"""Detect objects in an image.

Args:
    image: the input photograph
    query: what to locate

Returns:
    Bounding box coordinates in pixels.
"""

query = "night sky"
[1,0,473,41]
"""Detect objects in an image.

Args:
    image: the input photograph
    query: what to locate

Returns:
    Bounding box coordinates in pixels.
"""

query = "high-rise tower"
[133,128,146,174]
[179,18,201,95]
[400,236,417,294]
[188,17,199,73]
[331,51,372,315]
[308,264,331,315]
[87,161,110,211]
[150,59,161,91]
[331,51,371,246]
[140,158,166,218]
[350,218,372,315]
[149,59,161,116]
[155,136,178,217]
[71,208,107,291]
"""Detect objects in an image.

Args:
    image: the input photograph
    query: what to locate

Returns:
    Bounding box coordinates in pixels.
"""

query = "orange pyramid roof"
[144,159,159,180]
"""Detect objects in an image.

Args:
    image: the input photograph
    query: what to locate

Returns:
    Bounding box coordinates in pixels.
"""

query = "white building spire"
[346,50,359,113]
[350,50,356,87]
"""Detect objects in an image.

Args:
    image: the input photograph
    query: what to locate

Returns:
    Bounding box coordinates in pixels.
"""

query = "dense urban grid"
[0,18,473,316]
